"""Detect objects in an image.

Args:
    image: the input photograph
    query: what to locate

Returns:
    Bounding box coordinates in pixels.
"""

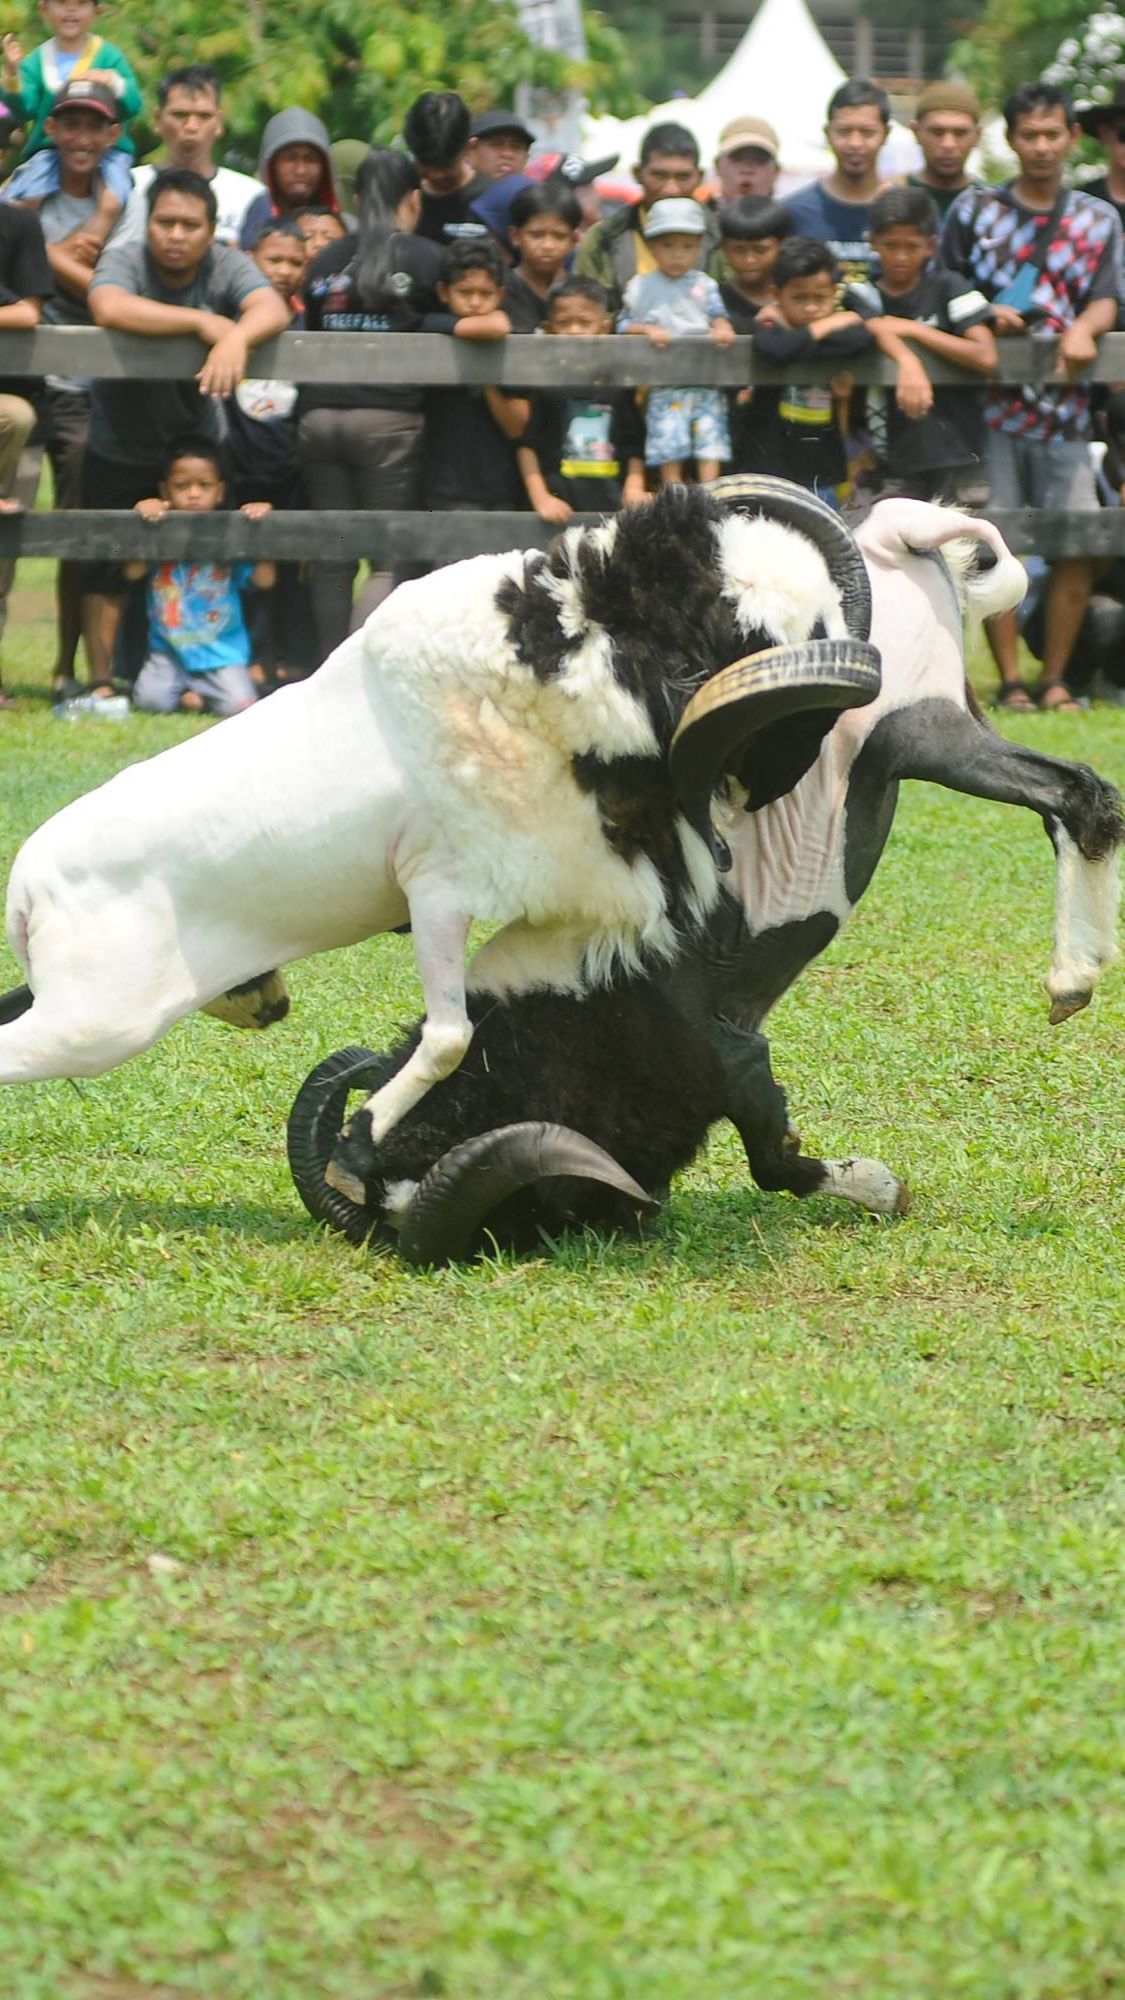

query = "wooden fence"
[0,327,1122,562]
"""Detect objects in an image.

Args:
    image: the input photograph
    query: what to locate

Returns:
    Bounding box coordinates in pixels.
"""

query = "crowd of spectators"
[0,17,1124,712]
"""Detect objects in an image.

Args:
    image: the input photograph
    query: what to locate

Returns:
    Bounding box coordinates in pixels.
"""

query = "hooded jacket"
[239,109,338,249]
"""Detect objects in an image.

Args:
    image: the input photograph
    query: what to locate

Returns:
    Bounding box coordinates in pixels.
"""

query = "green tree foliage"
[950,0,1110,110]
[13,0,639,164]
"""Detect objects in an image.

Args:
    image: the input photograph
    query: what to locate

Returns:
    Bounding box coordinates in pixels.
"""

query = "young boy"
[617,197,735,485]
[293,205,346,263]
[125,439,275,718]
[744,235,874,498]
[518,276,647,522]
[504,182,581,331]
[2,0,140,240]
[423,237,528,511]
[718,196,793,471]
[717,196,793,332]
[864,184,997,503]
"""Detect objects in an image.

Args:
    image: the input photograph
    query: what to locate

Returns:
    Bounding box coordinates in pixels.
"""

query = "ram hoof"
[325,1107,378,1207]
[1048,989,1093,1025]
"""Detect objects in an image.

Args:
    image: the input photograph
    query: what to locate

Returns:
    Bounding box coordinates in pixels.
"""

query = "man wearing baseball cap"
[909,82,983,221]
[468,110,536,182]
[0,78,123,691]
[713,117,780,206]
[575,118,721,317]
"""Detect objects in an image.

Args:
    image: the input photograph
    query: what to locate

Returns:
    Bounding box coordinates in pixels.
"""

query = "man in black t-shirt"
[403,91,490,249]
[0,201,52,705]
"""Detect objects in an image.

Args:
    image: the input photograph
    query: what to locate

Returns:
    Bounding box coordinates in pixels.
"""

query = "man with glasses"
[575,121,720,317]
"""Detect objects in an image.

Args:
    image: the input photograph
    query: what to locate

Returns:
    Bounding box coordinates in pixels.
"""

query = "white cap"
[643,197,706,239]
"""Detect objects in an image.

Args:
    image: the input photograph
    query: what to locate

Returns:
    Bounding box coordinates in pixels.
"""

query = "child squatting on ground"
[616,197,735,485]
[2,0,141,244]
[126,439,276,718]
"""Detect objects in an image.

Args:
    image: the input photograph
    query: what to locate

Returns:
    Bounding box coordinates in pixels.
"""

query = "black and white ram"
[0,483,878,1180]
[288,492,1124,1264]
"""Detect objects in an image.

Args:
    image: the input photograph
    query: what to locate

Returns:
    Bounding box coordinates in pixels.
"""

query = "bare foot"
[179,689,205,713]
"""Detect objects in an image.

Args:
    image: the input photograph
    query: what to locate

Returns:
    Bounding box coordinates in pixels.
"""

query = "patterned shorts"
[644,386,731,467]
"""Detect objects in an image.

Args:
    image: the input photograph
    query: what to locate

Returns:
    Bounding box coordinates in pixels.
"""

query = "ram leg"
[710,1018,908,1217]
[878,697,1123,1019]
[326,891,472,1204]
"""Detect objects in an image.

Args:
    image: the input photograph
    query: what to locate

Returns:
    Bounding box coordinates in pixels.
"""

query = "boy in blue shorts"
[125,438,275,717]
[617,196,735,484]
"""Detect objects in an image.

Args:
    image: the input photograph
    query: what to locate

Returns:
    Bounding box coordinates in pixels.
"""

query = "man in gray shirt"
[82,165,289,679]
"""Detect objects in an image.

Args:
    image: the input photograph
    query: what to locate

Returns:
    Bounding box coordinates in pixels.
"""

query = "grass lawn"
[1,566,1124,1999]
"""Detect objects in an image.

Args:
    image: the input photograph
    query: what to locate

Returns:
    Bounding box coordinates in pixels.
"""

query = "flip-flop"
[994,681,1035,711]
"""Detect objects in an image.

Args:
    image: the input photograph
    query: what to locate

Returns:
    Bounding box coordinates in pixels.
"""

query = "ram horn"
[670,636,883,868]
[397,1121,659,1268]
[709,473,873,641]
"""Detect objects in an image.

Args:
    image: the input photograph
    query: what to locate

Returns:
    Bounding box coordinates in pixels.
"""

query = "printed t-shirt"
[523,389,644,509]
[941,182,1123,439]
[147,561,255,673]
[783,181,879,288]
[301,231,444,411]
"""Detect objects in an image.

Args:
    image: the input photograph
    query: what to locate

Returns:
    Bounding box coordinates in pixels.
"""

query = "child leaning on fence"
[518,276,647,523]
[616,197,735,486]
[125,439,276,719]
[423,236,529,512]
[2,0,141,246]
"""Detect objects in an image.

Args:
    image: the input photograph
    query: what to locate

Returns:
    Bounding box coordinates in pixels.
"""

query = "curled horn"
[709,472,873,641]
[397,1121,659,1268]
[670,636,882,869]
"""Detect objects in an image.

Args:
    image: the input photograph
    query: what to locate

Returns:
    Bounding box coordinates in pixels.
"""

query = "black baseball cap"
[50,78,119,120]
[471,109,536,145]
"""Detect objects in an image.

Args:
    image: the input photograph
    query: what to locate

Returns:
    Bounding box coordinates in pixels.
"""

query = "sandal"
[994,681,1035,711]
[1036,682,1083,712]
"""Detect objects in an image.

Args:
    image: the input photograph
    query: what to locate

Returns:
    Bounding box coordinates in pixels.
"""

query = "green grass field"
[2,569,1124,1999]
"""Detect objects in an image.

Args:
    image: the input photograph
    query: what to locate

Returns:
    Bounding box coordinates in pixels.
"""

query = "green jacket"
[575,199,724,318]
[4,38,143,161]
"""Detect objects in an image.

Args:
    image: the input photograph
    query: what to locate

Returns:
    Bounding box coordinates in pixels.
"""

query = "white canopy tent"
[580,0,921,192]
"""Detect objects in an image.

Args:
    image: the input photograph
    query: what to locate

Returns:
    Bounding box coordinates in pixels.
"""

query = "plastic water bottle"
[53,692,131,722]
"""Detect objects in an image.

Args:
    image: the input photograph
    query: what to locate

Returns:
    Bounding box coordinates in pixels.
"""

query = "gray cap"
[643,197,706,239]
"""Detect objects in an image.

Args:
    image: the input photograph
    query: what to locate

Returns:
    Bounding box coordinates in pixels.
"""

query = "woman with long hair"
[299,146,443,654]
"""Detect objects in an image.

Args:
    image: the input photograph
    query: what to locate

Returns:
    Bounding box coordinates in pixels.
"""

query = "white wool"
[713,514,846,645]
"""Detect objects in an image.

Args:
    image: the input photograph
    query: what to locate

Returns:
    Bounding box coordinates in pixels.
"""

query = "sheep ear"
[397,1121,659,1267]
[670,637,882,866]
[709,475,873,642]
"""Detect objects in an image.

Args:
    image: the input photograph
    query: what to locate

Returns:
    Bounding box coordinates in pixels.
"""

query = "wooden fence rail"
[0,328,1121,565]
[1,326,1124,387]
[0,509,1120,562]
